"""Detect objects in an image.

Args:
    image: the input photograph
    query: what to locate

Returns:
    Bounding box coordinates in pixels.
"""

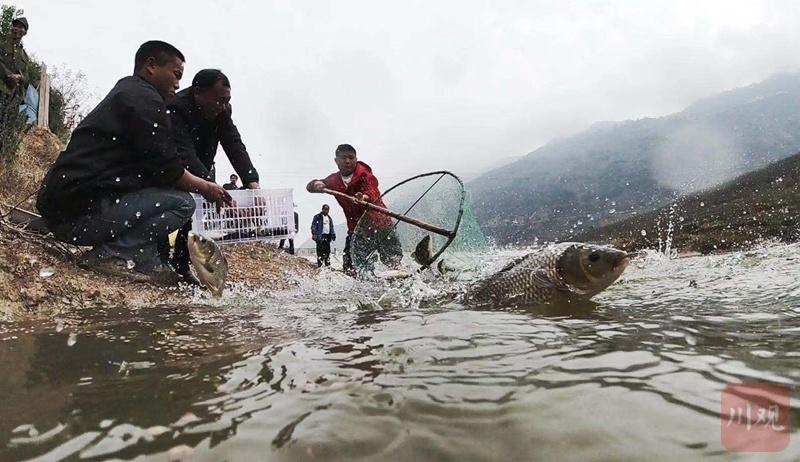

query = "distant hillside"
[469,72,800,244]
[578,151,800,253]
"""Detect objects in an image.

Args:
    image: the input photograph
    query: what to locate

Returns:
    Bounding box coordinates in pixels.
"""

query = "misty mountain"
[468,72,800,244]
[577,149,800,253]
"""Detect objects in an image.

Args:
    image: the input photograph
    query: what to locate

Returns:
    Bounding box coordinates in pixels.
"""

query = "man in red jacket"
[307,144,402,272]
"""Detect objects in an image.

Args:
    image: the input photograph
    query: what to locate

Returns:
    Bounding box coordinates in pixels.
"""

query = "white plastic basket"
[190,188,295,244]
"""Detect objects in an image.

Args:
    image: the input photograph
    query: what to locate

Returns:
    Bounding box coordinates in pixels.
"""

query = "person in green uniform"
[0,17,30,102]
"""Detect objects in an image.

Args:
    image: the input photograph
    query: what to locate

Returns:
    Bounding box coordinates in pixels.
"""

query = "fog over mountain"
[469,73,800,244]
[17,1,800,242]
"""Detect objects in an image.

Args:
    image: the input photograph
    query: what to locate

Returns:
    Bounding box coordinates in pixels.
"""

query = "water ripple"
[2,244,800,460]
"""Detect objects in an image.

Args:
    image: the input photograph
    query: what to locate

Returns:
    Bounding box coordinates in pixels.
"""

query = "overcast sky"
[13,0,800,242]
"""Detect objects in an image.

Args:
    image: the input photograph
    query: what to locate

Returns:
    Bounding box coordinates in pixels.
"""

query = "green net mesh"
[351,171,487,271]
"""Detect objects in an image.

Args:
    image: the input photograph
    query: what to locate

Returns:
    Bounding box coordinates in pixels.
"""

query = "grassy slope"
[578,151,800,253]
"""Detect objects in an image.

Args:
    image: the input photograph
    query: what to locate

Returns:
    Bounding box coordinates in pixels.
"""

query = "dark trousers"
[315,235,332,266]
[279,238,295,254]
[344,228,403,272]
[0,95,23,157]
[50,188,195,270]
[173,221,193,271]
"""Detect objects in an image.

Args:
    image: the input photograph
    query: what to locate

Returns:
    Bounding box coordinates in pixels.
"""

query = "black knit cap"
[12,17,28,31]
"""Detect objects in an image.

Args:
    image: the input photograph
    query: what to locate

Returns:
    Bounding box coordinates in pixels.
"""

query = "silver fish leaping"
[411,235,435,267]
[462,243,630,306]
[187,232,228,298]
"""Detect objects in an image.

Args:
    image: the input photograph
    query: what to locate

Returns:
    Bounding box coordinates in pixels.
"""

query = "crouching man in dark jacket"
[36,41,231,284]
[167,69,260,282]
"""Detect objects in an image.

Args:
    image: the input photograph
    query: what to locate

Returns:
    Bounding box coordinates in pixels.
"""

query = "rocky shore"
[0,128,316,320]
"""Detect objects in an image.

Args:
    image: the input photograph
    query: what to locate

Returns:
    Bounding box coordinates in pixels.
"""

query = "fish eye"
[588,253,600,262]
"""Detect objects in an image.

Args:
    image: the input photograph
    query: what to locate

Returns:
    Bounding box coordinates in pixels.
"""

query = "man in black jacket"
[36,41,230,284]
[222,174,239,190]
[168,69,260,281]
[311,204,335,267]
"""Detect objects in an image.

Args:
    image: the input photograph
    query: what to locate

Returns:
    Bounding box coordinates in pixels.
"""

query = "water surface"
[2,244,799,461]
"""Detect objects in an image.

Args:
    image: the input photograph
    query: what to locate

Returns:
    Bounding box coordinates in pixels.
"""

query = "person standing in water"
[306,144,402,273]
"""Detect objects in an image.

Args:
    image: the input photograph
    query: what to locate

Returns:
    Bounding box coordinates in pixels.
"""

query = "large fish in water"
[462,243,630,306]
[187,232,228,297]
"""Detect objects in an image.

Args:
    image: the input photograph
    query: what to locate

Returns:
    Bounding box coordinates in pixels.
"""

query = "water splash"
[662,203,678,259]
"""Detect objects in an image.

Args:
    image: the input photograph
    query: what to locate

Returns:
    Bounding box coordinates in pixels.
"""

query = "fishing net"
[351,171,487,272]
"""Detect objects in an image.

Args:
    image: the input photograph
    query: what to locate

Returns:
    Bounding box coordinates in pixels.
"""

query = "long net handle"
[320,188,455,238]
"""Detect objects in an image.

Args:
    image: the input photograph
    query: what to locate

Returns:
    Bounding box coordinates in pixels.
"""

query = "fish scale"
[460,242,630,307]
[187,233,228,298]
[464,244,575,306]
